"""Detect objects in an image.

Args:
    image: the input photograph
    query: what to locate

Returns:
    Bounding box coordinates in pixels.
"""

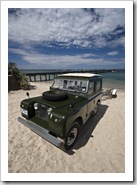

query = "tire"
[64,122,80,150]
[93,102,99,116]
[42,90,68,101]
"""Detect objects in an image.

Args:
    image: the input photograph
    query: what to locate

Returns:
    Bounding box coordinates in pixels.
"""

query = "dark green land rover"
[18,73,102,150]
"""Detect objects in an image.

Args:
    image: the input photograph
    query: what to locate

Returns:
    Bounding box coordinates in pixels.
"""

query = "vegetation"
[8,62,31,90]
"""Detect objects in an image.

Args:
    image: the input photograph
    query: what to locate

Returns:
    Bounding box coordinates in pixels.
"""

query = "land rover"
[18,73,102,150]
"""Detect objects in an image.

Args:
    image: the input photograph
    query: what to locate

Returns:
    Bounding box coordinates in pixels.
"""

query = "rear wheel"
[64,122,80,150]
[93,102,100,115]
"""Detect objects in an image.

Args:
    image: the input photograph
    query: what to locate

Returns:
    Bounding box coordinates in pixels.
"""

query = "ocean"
[20,69,125,90]
[100,70,125,90]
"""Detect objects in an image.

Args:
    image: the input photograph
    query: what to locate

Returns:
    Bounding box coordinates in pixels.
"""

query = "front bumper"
[18,117,64,149]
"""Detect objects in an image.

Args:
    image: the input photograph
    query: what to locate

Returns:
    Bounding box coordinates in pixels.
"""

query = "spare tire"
[42,90,68,101]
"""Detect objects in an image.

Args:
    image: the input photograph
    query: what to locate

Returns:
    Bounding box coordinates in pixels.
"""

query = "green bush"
[8,62,31,90]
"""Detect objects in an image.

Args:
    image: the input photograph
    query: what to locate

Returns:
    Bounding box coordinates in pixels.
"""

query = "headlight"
[34,103,39,110]
[54,118,62,124]
[47,107,53,115]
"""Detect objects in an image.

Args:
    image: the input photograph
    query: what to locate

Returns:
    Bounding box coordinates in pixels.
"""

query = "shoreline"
[102,81,125,91]
[23,70,125,91]
[27,80,125,91]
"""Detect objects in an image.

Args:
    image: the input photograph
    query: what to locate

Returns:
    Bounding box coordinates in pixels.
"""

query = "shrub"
[8,62,31,90]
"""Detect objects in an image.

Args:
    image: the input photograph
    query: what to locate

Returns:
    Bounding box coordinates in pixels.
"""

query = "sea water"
[101,70,125,90]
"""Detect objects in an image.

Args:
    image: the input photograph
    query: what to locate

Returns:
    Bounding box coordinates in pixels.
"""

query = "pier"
[23,69,115,82]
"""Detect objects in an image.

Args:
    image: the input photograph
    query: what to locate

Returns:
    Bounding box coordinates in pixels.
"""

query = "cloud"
[9,48,124,69]
[8,8,125,49]
[107,51,119,56]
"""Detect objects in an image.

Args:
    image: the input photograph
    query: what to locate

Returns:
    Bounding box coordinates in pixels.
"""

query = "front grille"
[35,104,49,120]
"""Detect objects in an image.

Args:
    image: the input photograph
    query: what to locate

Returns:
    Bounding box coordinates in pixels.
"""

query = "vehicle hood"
[23,92,87,110]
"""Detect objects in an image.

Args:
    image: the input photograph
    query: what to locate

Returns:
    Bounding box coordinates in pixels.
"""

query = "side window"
[96,80,101,91]
[88,81,94,95]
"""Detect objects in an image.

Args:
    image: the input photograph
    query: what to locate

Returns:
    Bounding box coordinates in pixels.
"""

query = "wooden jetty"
[22,69,115,82]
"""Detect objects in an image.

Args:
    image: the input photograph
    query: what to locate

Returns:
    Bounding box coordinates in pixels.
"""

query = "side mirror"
[26,92,30,98]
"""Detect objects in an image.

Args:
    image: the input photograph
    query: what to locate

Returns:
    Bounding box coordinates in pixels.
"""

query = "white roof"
[58,73,101,78]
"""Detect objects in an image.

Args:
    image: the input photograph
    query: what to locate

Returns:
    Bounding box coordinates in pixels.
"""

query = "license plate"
[20,108,28,116]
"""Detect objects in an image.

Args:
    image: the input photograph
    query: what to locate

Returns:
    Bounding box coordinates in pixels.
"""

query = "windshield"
[52,78,88,93]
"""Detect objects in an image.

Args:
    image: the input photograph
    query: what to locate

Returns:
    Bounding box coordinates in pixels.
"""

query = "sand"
[8,82,125,173]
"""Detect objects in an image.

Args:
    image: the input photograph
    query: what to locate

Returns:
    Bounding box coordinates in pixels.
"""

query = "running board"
[18,117,64,149]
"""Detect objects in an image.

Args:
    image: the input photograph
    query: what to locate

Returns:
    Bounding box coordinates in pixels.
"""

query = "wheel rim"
[67,128,78,146]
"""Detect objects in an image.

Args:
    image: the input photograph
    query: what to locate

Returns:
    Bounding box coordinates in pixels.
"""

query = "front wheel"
[64,122,80,150]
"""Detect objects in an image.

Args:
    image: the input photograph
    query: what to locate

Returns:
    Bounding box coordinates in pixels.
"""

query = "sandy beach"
[8,81,125,173]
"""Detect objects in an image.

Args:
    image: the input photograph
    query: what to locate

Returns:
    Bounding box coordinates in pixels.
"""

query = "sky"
[8,8,125,70]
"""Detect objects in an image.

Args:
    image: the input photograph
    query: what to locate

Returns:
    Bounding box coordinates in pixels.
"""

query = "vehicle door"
[87,79,96,116]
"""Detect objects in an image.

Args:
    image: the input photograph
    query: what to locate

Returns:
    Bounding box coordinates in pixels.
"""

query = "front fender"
[65,103,87,137]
